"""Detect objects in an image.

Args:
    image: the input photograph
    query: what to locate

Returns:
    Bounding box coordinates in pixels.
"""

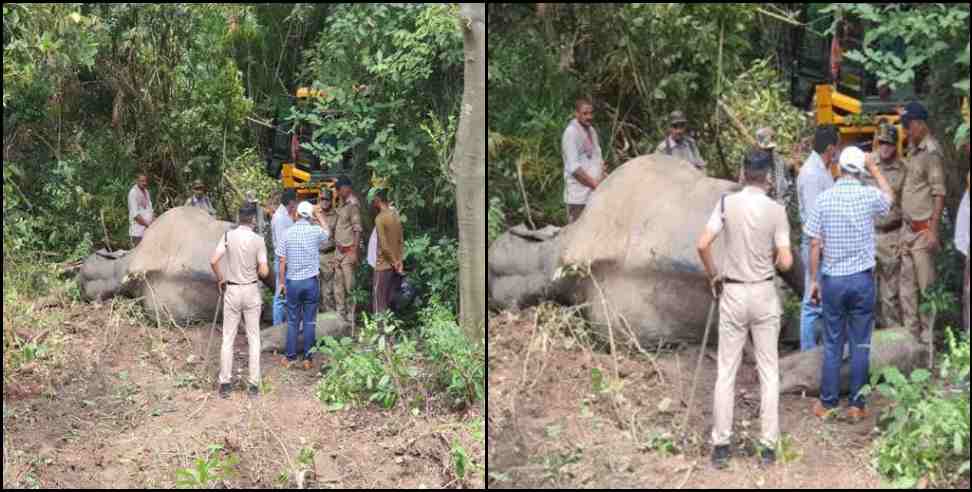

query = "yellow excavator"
[789,5,924,177]
[262,87,349,203]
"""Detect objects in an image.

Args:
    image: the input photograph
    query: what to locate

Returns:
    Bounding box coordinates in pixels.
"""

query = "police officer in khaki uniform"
[697,150,793,469]
[316,188,339,312]
[898,102,947,343]
[656,110,706,171]
[332,176,363,322]
[863,124,907,328]
[210,204,270,399]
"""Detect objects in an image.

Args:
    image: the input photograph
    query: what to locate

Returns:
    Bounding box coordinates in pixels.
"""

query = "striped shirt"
[804,178,892,277]
[281,219,329,281]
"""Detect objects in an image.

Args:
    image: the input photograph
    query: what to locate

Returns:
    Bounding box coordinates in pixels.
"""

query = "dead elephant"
[259,313,350,353]
[489,154,805,347]
[79,207,275,324]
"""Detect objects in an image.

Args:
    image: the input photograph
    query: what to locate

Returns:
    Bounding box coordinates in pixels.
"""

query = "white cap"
[839,146,868,176]
[297,201,314,219]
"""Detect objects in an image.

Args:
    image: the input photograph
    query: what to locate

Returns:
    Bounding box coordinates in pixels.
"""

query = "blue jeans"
[801,239,825,352]
[285,276,320,360]
[820,270,876,410]
[273,256,287,326]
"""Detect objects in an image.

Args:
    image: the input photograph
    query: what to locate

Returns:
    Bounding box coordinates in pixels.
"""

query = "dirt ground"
[487,307,892,490]
[2,298,484,489]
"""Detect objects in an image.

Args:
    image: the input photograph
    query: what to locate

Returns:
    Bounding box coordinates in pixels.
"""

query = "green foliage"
[174,444,240,489]
[297,3,464,234]
[863,329,970,488]
[404,235,460,313]
[824,4,969,91]
[312,314,418,411]
[419,300,486,408]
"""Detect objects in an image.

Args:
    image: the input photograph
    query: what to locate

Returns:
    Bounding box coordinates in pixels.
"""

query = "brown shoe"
[847,407,870,421]
[813,401,835,419]
[280,356,295,369]
[302,359,313,371]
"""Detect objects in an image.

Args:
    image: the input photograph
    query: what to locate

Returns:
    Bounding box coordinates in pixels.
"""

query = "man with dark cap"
[739,128,795,208]
[863,123,907,328]
[316,188,339,312]
[185,179,216,216]
[898,102,947,343]
[656,110,706,171]
[333,176,363,323]
[697,150,793,469]
[210,204,270,398]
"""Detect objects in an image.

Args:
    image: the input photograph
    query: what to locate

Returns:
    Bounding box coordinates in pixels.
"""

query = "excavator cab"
[788,4,928,174]
[263,87,351,204]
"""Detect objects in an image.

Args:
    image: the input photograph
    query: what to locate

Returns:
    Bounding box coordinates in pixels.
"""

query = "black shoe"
[712,445,731,470]
[218,383,232,399]
[760,447,776,466]
[248,384,260,399]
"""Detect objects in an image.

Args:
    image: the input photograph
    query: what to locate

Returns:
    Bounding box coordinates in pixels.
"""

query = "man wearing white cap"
[804,146,894,421]
[277,201,330,369]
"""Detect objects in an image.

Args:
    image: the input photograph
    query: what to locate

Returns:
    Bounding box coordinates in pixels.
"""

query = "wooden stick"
[100,209,113,252]
[717,99,759,148]
[222,171,245,200]
[514,160,537,230]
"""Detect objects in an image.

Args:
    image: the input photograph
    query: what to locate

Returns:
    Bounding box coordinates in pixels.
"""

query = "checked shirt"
[804,177,892,277]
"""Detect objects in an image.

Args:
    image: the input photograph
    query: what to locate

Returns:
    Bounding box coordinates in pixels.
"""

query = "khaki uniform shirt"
[213,225,269,284]
[656,136,706,171]
[315,206,338,253]
[705,186,791,282]
[863,158,906,230]
[334,195,363,248]
[375,208,404,272]
[901,135,947,222]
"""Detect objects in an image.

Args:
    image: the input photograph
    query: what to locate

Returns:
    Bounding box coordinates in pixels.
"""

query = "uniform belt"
[227,280,258,286]
[877,221,903,233]
[905,218,931,234]
[724,277,774,285]
[338,245,355,254]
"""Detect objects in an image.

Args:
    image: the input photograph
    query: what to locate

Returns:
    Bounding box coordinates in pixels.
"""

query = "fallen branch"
[717,99,758,148]
[514,159,536,231]
[100,209,113,253]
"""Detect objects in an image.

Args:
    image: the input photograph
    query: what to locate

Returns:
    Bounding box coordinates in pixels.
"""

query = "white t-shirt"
[367,228,378,269]
[128,185,154,238]
[561,119,604,206]
[955,190,970,258]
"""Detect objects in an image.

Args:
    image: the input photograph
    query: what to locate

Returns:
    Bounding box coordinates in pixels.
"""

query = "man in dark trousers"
[369,187,404,316]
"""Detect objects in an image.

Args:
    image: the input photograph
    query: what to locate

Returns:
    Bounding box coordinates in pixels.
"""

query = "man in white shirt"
[127,173,154,248]
[562,97,606,224]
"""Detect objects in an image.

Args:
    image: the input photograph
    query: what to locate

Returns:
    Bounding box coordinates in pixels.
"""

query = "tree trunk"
[453,3,486,343]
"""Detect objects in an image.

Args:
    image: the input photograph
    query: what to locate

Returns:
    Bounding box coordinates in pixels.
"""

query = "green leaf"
[910,369,931,384]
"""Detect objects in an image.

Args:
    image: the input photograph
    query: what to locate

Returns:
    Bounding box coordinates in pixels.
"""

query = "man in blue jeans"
[805,146,894,421]
[796,125,839,351]
[271,190,298,325]
[278,201,330,369]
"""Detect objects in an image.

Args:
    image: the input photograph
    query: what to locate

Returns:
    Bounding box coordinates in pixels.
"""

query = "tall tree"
[453,3,486,342]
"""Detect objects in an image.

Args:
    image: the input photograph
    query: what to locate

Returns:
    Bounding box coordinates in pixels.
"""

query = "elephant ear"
[510,224,560,242]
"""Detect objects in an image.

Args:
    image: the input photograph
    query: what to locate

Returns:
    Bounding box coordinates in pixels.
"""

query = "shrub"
[404,235,459,313]
[419,300,486,408]
[865,329,970,488]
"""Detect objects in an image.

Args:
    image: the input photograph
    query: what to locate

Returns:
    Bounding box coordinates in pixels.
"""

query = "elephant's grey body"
[79,207,274,324]
[489,154,804,346]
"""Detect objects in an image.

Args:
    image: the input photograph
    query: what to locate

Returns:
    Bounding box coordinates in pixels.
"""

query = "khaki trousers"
[333,250,357,319]
[712,282,781,448]
[219,283,262,386]
[875,230,902,328]
[899,227,937,341]
[319,252,337,312]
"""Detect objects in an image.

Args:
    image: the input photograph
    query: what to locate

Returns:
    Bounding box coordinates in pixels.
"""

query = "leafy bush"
[419,300,486,408]
[865,329,970,488]
[488,197,506,247]
[404,235,460,313]
[312,314,418,411]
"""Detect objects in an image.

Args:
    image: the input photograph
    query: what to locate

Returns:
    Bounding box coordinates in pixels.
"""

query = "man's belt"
[227,280,258,286]
[338,245,355,255]
[877,221,903,233]
[724,277,774,285]
[906,218,931,234]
